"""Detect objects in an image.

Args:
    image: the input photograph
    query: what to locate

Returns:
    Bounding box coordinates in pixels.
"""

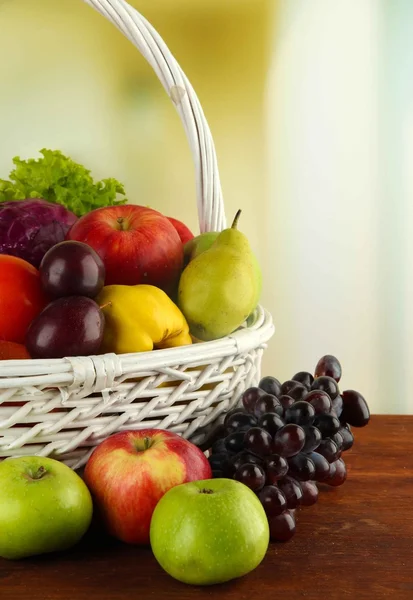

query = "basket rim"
[0,306,274,389]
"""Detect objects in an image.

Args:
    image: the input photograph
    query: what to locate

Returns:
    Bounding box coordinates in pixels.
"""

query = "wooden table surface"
[1,415,412,600]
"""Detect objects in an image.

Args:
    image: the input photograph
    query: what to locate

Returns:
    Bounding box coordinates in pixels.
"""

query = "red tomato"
[0,256,49,344]
[0,341,31,360]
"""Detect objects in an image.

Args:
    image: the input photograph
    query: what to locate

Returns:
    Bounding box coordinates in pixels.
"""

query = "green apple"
[150,478,269,586]
[184,232,220,265]
[0,456,93,560]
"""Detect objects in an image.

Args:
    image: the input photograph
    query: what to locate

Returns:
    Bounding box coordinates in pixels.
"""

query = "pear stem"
[231,209,242,229]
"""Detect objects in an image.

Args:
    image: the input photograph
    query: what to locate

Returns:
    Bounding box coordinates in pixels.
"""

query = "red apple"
[167,216,194,245]
[83,429,212,545]
[67,205,183,294]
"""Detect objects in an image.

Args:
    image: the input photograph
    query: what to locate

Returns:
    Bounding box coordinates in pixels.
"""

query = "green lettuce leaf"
[0,149,127,216]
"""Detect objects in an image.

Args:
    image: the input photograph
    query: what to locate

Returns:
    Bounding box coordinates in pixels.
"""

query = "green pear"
[178,211,261,341]
[184,230,262,312]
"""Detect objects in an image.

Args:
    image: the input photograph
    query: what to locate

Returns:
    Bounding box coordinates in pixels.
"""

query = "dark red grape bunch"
[208,354,370,544]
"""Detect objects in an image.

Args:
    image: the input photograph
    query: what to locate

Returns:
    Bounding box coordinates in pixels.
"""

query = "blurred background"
[1,0,412,413]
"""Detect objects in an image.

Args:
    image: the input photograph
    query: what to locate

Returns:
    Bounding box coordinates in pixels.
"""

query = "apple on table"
[84,428,212,545]
[0,456,93,560]
[150,478,270,586]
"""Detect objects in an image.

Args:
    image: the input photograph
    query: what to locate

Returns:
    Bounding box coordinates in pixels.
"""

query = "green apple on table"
[150,478,270,586]
[0,456,93,560]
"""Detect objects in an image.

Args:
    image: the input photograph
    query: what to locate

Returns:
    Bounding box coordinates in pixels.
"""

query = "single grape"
[300,481,319,506]
[264,454,289,483]
[325,458,347,486]
[285,400,315,426]
[287,383,308,401]
[39,240,105,298]
[244,427,273,456]
[281,380,298,396]
[273,424,306,458]
[254,394,283,418]
[287,454,316,481]
[338,425,354,451]
[331,394,343,418]
[305,390,332,414]
[224,406,245,427]
[302,426,322,453]
[26,296,104,359]
[316,438,341,463]
[224,411,257,434]
[278,476,303,509]
[330,431,344,452]
[313,413,340,437]
[311,376,339,400]
[268,510,296,542]
[258,413,285,436]
[241,387,264,413]
[279,395,295,413]
[341,390,370,427]
[259,376,282,398]
[292,371,314,390]
[234,463,266,492]
[308,452,330,481]
[258,485,287,517]
[208,453,231,471]
[315,355,342,383]
[224,431,246,454]
[211,438,227,454]
[230,452,264,473]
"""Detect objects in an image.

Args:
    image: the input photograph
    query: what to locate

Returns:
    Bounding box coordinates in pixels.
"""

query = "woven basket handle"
[83,0,226,233]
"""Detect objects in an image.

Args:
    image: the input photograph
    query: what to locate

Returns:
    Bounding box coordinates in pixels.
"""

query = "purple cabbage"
[0,199,78,268]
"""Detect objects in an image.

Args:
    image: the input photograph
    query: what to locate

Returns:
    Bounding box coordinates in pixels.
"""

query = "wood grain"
[1,415,412,600]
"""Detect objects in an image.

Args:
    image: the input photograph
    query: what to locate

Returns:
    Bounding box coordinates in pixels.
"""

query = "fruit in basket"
[208,355,370,543]
[0,456,93,560]
[167,216,194,244]
[95,284,192,353]
[26,296,105,359]
[40,240,105,298]
[0,198,78,267]
[84,429,212,545]
[178,210,261,341]
[67,205,183,294]
[150,478,269,585]
[184,230,262,309]
[184,231,219,263]
[0,255,49,344]
[0,341,31,360]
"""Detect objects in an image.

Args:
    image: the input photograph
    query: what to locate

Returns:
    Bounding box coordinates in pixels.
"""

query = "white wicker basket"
[0,0,274,470]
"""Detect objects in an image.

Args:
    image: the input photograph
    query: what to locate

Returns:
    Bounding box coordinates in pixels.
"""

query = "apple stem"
[143,437,152,451]
[231,210,242,230]
[199,488,214,495]
[32,466,47,480]
[117,217,127,231]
